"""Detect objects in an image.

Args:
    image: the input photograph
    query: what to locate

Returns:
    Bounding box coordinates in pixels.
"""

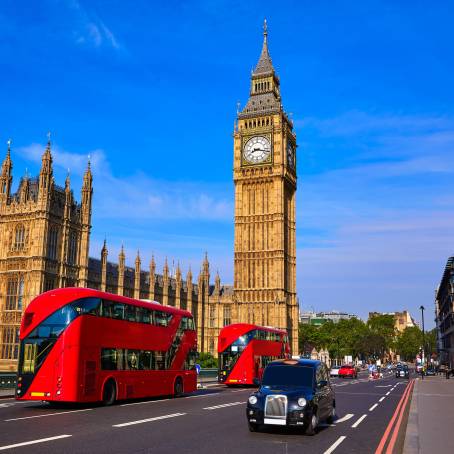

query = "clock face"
[243,136,271,164]
[287,142,295,169]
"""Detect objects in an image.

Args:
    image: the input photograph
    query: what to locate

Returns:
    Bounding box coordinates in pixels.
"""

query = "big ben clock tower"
[233,20,299,354]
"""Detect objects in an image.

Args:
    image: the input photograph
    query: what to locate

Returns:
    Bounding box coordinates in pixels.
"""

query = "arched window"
[13,225,25,251]
[47,226,59,260]
[68,232,78,265]
[6,275,24,310]
[1,326,20,360]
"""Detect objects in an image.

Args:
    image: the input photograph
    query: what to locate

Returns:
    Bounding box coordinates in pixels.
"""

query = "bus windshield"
[19,298,102,375]
[262,365,314,388]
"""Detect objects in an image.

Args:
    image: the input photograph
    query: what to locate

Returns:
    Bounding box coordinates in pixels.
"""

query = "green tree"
[425,328,437,357]
[298,323,320,355]
[198,352,218,368]
[367,314,396,352]
[354,332,386,359]
[395,326,422,361]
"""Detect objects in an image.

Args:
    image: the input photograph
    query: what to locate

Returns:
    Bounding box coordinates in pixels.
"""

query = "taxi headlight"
[298,397,307,407]
[248,395,258,405]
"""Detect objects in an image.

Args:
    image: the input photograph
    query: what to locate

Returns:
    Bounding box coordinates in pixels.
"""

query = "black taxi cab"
[246,359,335,435]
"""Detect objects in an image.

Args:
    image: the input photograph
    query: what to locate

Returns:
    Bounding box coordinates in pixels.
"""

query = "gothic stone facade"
[0,23,299,371]
[0,141,230,371]
[0,141,92,371]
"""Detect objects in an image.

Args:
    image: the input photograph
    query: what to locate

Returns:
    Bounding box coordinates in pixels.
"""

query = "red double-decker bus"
[218,323,289,385]
[16,288,198,404]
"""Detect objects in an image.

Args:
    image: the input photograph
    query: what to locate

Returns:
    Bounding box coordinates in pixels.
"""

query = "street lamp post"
[420,305,426,378]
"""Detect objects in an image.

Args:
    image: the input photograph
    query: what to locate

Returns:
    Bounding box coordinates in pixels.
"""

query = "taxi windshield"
[262,365,314,388]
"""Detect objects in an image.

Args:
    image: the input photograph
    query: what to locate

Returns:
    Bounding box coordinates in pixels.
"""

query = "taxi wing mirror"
[253,377,261,386]
[317,380,328,389]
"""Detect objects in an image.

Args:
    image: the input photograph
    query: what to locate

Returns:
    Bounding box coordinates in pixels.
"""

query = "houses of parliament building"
[0,22,299,371]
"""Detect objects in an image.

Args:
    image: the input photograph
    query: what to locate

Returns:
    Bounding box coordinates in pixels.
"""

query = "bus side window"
[155,351,166,370]
[125,350,140,370]
[112,302,125,320]
[139,351,153,370]
[124,304,137,322]
[72,297,101,316]
[101,348,122,370]
[137,307,152,324]
[154,311,167,327]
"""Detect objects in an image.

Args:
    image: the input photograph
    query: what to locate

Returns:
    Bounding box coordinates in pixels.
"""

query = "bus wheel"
[174,377,183,397]
[102,379,116,406]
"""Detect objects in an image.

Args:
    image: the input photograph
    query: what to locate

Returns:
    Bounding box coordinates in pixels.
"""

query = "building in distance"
[368,311,416,333]
[300,310,358,326]
[435,256,454,368]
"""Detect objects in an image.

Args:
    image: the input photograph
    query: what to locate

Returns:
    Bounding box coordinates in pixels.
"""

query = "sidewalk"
[404,375,454,453]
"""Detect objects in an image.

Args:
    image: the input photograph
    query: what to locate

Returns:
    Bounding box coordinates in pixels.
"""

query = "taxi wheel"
[326,404,336,424]
[305,409,318,436]
[248,421,259,432]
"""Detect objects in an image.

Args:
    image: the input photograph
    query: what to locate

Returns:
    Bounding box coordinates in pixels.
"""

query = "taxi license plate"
[264,418,286,426]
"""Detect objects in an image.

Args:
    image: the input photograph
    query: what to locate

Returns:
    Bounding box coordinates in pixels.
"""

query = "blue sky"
[1,0,454,326]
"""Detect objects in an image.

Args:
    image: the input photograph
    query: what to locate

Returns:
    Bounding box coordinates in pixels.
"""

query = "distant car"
[338,365,358,379]
[425,368,436,376]
[246,359,336,435]
[396,365,409,378]
[330,365,341,377]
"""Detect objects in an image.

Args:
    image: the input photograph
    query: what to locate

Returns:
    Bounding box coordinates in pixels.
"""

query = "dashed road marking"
[203,401,244,410]
[335,413,354,423]
[369,403,378,411]
[379,396,386,402]
[113,412,186,428]
[186,393,220,398]
[352,414,367,428]
[5,408,93,421]
[0,434,72,451]
[386,391,391,396]
[121,399,170,407]
[323,436,346,454]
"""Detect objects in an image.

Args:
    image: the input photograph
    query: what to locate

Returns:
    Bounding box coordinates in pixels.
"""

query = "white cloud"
[18,143,232,222]
[67,0,121,50]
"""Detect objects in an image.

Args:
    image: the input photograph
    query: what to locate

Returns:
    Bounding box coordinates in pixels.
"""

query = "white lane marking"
[335,413,354,423]
[323,436,347,454]
[369,403,378,411]
[186,393,220,398]
[352,414,367,428]
[120,399,171,407]
[375,385,392,388]
[0,403,14,408]
[379,396,386,402]
[4,408,93,422]
[231,389,249,393]
[203,401,244,410]
[386,391,391,396]
[0,435,72,451]
[113,412,186,428]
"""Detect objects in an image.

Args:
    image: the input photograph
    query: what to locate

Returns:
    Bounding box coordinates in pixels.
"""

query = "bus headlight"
[248,395,258,405]
[297,398,307,407]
